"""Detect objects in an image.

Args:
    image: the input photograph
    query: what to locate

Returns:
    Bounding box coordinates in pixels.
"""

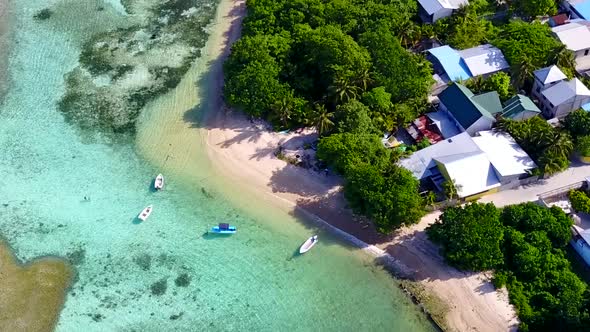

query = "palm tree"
[424,191,437,206]
[552,45,576,78]
[512,56,535,89]
[442,179,461,200]
[271,96,293,128]
[467,75,485,93]
[328,75,360,105]
[546,132,573,160]
[313,104,334,136]
[353,68,373,93]
[398,22,419,48]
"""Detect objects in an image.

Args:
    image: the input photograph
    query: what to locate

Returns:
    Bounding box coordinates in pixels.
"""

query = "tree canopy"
[428,202,586,331]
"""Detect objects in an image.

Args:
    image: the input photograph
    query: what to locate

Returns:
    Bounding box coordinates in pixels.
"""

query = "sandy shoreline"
[135,0,518,330]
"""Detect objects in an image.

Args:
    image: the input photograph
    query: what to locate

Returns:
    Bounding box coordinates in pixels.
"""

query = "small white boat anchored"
[138,205,153,221]
[154,174,164,190]
[299,235,318,254]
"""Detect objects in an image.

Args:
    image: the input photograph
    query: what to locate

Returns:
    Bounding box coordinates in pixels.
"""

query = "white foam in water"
[0,0,437,331]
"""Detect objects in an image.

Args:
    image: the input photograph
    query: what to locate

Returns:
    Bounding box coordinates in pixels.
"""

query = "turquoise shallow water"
[0,1,436,331]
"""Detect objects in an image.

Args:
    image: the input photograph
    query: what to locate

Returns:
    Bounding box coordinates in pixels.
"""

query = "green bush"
[569,190,590,213]
[576,135,590,157]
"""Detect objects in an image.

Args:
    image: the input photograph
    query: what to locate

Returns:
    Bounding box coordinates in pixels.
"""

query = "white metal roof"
[533,65,567,85]
[457,44,509,77]
[552,22,590,52]
[472,131,537,177]
[417,0,468,14]
[542,78,590,106]
[398,132,480,179]
[435,151,501,197]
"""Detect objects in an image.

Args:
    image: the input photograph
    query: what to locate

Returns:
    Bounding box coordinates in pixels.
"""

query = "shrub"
[569,190,590,214]
[576,135,590,157]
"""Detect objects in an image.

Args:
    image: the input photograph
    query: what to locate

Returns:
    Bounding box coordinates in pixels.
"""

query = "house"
[417,0,469,23]
[563,0,590,21]
[552,21,590,74]
[501,95,542,120]
[399,131,536,199]
[427,44,509,83]
[572,225,590,266]
[532,65,590,118]
[405,115,444,144]
[532,65,568,100]
[540,78,590,118]
[438,83,502,136]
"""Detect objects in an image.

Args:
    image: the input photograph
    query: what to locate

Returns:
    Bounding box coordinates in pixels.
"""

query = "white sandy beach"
[136,0,519,330]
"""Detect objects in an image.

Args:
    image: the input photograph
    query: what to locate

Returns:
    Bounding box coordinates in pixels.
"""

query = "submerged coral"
[56,0,218,137]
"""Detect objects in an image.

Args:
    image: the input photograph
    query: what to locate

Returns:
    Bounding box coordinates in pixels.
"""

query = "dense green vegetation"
[570,190,590,214]
[465,72,513,101]
[496,117,573,175]
[428,202,590,331]
[224,0,432,130]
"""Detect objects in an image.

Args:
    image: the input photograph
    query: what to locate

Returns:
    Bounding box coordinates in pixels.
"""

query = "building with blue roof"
[427,44,509,89]
[565,0,590,20]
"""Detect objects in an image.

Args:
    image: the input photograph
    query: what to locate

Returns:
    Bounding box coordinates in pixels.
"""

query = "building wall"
[574,49,590,72]
[466,117,493,136]
[432,8,454,22]
[571,239,590,267]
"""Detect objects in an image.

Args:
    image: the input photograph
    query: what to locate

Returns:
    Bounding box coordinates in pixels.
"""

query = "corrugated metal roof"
[458,44,509,77]
[533,65,567,85]
[502,94,541,119]
[571,0,590,20]
[472,131,537,177]
[439,83,496,130]
[428,46,472,81]
[552,22,590,52]
[542,78,590,106]
[435,151,501,197]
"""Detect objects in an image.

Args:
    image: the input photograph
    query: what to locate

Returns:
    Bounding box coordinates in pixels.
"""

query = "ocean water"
[0,1,436,331]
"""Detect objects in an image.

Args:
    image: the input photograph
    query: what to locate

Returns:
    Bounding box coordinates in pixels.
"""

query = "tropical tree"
[552,45,576,78]
[313,104,335,136]
[271,95,293,128]
[353,68,373,93]
[328,75,361,105]
[512,56,535,89]
[545,132,573,160]
[442,179,460,199]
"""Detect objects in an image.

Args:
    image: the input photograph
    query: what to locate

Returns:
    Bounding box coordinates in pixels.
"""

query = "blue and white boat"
[210,223,236,234]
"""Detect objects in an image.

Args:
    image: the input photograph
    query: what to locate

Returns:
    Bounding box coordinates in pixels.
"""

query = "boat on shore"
[154,174,164,190]
[299,235,318,254]
[210,223,236,234]
[138,205,153,221]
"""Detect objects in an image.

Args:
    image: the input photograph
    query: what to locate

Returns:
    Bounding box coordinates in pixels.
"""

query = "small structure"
[417,0,469,22]
[500,94,542,120]
[427,44,509,85]
[399,131,535,199]
[438,83,501,136]
[548,13,570,27]
[552,21,590,74]
[405,115,444,144]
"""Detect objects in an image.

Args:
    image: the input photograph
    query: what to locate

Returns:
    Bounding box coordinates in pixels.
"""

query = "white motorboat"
[138,205,153,221]
[299,235,318,254]
[154,174,164,190]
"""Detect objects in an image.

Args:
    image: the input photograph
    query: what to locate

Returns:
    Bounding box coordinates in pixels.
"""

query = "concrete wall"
[432,8,454,22]
[466,116,493,136]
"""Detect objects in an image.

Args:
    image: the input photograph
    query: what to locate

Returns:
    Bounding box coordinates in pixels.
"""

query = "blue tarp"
[428,46,472,82]
[573,0,590,20]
